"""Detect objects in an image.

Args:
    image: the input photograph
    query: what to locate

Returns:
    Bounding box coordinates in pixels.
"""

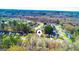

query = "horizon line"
[0,8,79,12]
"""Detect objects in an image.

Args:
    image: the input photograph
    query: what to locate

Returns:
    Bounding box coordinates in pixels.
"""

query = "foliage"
[64,24,75,34]
[31,29,35,33]
[0,18,79,51]
[2,34,22,48]
[44,25,53,35]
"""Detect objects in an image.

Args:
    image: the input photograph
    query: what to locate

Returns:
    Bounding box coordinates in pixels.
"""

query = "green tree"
[44,25,53,35]
[2,35,21,48]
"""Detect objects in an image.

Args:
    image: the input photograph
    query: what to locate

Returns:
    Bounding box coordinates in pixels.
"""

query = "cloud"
[0,0,79,11]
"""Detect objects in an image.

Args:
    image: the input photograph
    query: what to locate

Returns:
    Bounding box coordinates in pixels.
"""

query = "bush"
[64,24,75,34]
[2,35,22,48]
[31,29,35,33]
[26,34,33,38]
[44,25,53,35]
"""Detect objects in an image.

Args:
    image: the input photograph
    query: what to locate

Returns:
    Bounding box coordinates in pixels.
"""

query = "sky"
[0,0,79,11]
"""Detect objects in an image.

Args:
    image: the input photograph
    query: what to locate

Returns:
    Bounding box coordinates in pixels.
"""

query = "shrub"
[44,25,53,35]
[2,35,22,48]
[64,24,75,34]
[31,29,35,33]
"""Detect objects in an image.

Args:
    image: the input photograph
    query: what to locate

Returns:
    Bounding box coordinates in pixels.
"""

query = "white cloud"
[0,0,79,11]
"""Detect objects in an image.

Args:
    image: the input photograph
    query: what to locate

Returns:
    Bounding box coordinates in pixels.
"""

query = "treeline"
[0,18,32,35]
[0,9,79,18]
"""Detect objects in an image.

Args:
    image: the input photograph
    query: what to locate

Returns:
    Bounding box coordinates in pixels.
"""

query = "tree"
[16,22,31,34]
[44,25,53,35]
[77,27,79,34]
[2,35,21,48]
[1,20,5,30]
[56,19,60,24]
